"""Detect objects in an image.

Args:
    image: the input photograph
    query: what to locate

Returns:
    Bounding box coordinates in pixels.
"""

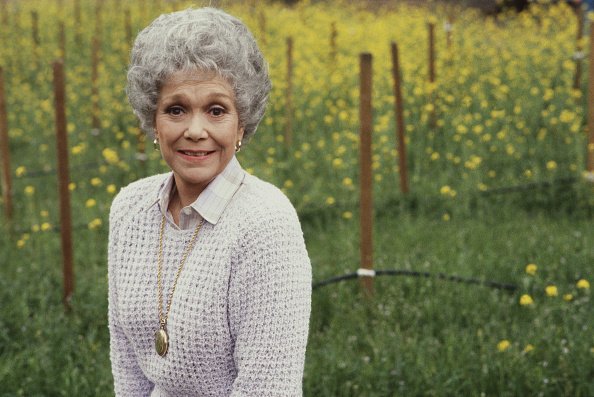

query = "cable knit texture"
[108,171,311,396]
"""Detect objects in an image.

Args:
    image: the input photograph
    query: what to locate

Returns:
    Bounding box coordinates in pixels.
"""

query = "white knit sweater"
[108,169,311,396]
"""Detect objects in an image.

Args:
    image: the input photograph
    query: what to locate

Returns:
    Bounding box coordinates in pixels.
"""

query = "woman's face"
[155,70,244,199]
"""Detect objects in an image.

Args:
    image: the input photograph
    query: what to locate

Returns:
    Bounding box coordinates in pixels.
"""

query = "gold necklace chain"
[155,213,204,356]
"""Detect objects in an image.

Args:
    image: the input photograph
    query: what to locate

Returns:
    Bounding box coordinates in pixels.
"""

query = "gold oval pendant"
[155,328,169,357]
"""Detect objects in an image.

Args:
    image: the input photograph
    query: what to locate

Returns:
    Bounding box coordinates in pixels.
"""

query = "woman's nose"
[184,115,209,141]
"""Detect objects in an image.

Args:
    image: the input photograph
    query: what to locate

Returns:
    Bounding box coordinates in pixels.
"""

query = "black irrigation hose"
[313,269,518,292]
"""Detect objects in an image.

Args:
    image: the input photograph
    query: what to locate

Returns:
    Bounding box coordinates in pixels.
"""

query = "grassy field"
[1,208,593,396]
[0,0,593,395]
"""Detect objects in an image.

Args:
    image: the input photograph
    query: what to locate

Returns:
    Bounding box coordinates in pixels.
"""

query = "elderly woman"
[108,7,311,396]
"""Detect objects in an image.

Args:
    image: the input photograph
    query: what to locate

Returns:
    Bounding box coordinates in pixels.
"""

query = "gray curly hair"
[126,7,271,142]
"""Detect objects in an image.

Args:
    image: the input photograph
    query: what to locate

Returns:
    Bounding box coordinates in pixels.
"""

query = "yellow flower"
[563,294,573,302]
[283,180,293,189]
[24,186,35,196]
[545,285,558,297]
[440,185,452,195]
[442,213,450,221]
[90,177,102,187]
[40,222,51,232]
[106,184,117,194]
[102,148,120,165]
[16,239,25,249]
[577,279,590,289]
[342,177,353,187]
[520,294,534,306]
[497,340,511,352]
[523,344,534,354]
[40,210,49,218]
[525,263,537,276]
[88,218,102,230]
[85,199,97,208]
[325,196,336,206]
[71,144,85,155]
[68,182,76,191]
[15,166,26,177]
[546,161,557,171]
[342,211,353,220]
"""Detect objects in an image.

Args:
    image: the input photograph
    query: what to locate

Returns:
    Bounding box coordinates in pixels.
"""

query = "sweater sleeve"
[228,208,312,396]
[108,193,153,396]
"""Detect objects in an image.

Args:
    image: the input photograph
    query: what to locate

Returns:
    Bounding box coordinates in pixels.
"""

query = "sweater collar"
[146,156,246,225]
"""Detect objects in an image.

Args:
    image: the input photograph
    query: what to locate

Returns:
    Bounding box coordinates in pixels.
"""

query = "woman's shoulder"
[240,173,295,211]
[232,173,300,228]
[109,173,168,221]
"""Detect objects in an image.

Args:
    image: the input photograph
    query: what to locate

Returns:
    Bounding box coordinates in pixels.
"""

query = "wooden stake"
[573,5,584,90]
[259,10,266,46]
[74,0,81,47]
[330,21,337,62]
[1,0,8,27]
[359,53,373,296]
[91,35,100,131]
[391,42,409,195]
[428,22,436,127]
[31,10,40,47]
[285,37,293,147]
[53,60,74,310]
[0,67,13,222]
[94,1,102,39]
[125,8,132,48]
[58,21,66,60]
[428,22,436,83]
[588,24,594,171]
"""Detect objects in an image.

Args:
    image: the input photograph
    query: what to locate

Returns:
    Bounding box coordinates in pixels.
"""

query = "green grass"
[1,204,592,396]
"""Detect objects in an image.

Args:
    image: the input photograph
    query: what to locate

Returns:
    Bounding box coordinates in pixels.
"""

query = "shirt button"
[183,208,192,215]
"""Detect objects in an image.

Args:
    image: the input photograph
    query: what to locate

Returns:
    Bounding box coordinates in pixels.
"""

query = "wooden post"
[0,67,13,222]
[58,21,66,60]
[31,10,40,47]
[91,35,100,132]
[359,53,373,296]
[428,22,436,127]
[588,25,594,171]
[574,5,584,90]
[428,23,436,83]
[285,37,293,147]
[94,1,102,38]
[1,0,8,27]
[259,10,266,46]
[53,60,74,310]
[391,42,409,195]
[125,8,132,48]
[74,0,81,47]
[330,21,337,62]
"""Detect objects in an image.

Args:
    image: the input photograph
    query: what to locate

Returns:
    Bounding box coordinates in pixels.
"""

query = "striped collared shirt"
[149,156,246,230]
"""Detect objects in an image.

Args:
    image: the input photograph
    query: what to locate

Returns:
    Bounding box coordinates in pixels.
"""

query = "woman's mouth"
[178,150,215,157]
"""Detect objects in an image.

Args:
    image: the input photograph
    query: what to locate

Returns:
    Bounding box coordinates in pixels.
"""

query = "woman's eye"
[167,106,184,116]
[210,106,225,116]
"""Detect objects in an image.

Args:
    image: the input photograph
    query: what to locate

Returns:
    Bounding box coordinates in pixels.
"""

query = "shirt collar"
[147,156,246,225]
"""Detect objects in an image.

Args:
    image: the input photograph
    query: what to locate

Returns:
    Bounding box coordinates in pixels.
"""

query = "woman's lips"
[177,149,216,161]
